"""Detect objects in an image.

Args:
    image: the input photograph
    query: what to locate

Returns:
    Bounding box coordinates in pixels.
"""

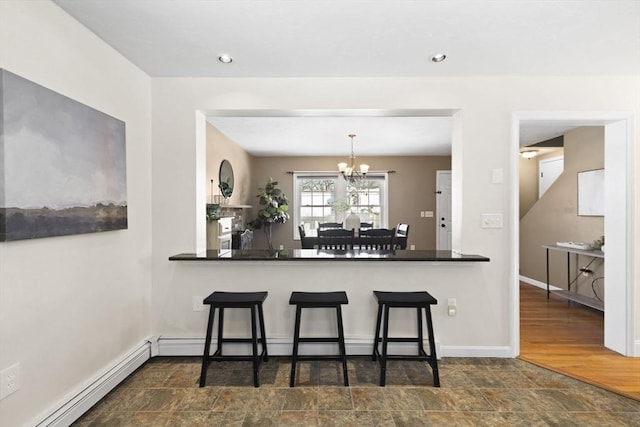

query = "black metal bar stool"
[372,291,439,387]
[199,291,269,388]
[289,291,349,387]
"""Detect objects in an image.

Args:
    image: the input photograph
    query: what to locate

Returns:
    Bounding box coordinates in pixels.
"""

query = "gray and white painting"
[0,69,127,241]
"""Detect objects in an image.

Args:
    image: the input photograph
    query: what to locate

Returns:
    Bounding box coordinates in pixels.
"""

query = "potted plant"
[219,178,232,198]
[248,178,290,250]
[206,204,220,222]
[329,198,351,222]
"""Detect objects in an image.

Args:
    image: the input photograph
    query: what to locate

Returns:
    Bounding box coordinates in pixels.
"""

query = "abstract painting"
[0,69,127,241]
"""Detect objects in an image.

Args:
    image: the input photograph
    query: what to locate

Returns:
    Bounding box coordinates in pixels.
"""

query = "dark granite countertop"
[169,249,490,262]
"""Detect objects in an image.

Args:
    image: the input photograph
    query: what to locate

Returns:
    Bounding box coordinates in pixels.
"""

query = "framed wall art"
[0,69,127,241]
[577,168,604,217]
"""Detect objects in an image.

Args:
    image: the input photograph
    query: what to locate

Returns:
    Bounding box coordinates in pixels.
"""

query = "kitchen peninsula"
[167,249,490,357]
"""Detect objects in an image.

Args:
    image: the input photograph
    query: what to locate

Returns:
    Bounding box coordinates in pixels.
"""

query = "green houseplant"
[248,178,290,250]
[218,178,232,198]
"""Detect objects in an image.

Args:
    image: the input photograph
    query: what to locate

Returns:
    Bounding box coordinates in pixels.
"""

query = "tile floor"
[73,356,640,426]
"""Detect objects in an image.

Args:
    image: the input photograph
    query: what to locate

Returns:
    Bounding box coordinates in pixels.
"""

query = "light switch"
[491,168,504,184]
[424,211,434,218]
[481,213,503,228]
[420,211,425,218]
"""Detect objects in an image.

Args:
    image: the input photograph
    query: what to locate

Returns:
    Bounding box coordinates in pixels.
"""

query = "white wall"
[151,77,639,352]
[0,2,152,426]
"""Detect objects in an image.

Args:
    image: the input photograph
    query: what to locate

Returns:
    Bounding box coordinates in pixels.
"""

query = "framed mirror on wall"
[219,159,234,199]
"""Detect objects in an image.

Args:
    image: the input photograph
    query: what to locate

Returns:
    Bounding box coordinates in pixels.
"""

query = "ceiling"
[207,115,453,157]
[52,0,639,155]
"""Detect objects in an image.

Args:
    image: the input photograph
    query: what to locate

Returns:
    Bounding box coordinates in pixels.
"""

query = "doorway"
[436,170,452,250]
[511,112,636,357]
[538,156,563,198]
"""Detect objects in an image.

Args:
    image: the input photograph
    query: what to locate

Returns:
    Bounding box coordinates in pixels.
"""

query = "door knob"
[441,224,446,228]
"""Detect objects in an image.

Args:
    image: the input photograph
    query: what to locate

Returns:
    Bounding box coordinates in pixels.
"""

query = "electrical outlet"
[424,211,434,218]
[0,363,21,400]
[410,244,416,250]
[192,296,204,312]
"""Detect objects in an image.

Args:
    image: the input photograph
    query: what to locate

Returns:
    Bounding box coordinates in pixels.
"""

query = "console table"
[542,244,604,311]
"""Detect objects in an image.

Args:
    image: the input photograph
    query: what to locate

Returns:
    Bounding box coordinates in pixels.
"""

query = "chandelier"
[337,134,369,182]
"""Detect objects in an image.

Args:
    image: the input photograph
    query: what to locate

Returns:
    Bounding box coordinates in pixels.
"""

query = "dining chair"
[395,223,409,249]
[318,222,343,230]
[318,228,354,250]
[360,222,373,230]
[240,229,254,250]
[298,225,314,249]
[358,228,396,250]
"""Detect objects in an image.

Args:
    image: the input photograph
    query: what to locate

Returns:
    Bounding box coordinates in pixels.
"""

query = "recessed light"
[218,54,233,64]
[431,53,446,63]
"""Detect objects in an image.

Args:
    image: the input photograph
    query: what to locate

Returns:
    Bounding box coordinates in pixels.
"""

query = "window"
[294,173,388,238]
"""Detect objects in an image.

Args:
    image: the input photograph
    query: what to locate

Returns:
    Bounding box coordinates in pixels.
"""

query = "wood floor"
[519,282,640,401]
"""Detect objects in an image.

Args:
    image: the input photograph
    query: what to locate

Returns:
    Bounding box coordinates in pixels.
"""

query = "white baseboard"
[36,341,150,427]
[519,275,562,291]
[156,336,513,360]
[439,346,513,358]
[634,339,640,357]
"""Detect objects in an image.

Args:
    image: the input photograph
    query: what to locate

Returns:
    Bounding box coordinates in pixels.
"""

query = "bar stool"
[199,291,269,388]
[289,291,349,387]
[372,291,439,387]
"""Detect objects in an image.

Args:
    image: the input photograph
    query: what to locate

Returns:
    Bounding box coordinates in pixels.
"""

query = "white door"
[436,170,452,250]
[538,156,564,198]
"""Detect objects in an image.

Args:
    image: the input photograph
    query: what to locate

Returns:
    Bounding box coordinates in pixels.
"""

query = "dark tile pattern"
[73,356,640,426]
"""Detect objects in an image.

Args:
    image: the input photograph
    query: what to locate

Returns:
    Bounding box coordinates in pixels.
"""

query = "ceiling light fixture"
[431,53,447,63]
[338,134,369,183]
[520,150,539,159]
[218,54,233,64]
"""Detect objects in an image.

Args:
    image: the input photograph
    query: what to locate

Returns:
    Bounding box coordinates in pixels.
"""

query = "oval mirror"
[218,159,234,198]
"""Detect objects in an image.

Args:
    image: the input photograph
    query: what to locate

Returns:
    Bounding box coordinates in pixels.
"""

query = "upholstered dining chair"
[358,228,396,250]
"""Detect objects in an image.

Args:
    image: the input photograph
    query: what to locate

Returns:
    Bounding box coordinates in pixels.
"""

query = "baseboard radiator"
[36,341,151,427]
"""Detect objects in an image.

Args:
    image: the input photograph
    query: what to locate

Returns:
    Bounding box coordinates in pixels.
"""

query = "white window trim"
[292,171,389,240]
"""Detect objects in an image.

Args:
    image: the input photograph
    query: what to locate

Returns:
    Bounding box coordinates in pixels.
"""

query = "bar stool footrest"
[205,354,266,362]
[298,337,341,343]
[295,355,345,361]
